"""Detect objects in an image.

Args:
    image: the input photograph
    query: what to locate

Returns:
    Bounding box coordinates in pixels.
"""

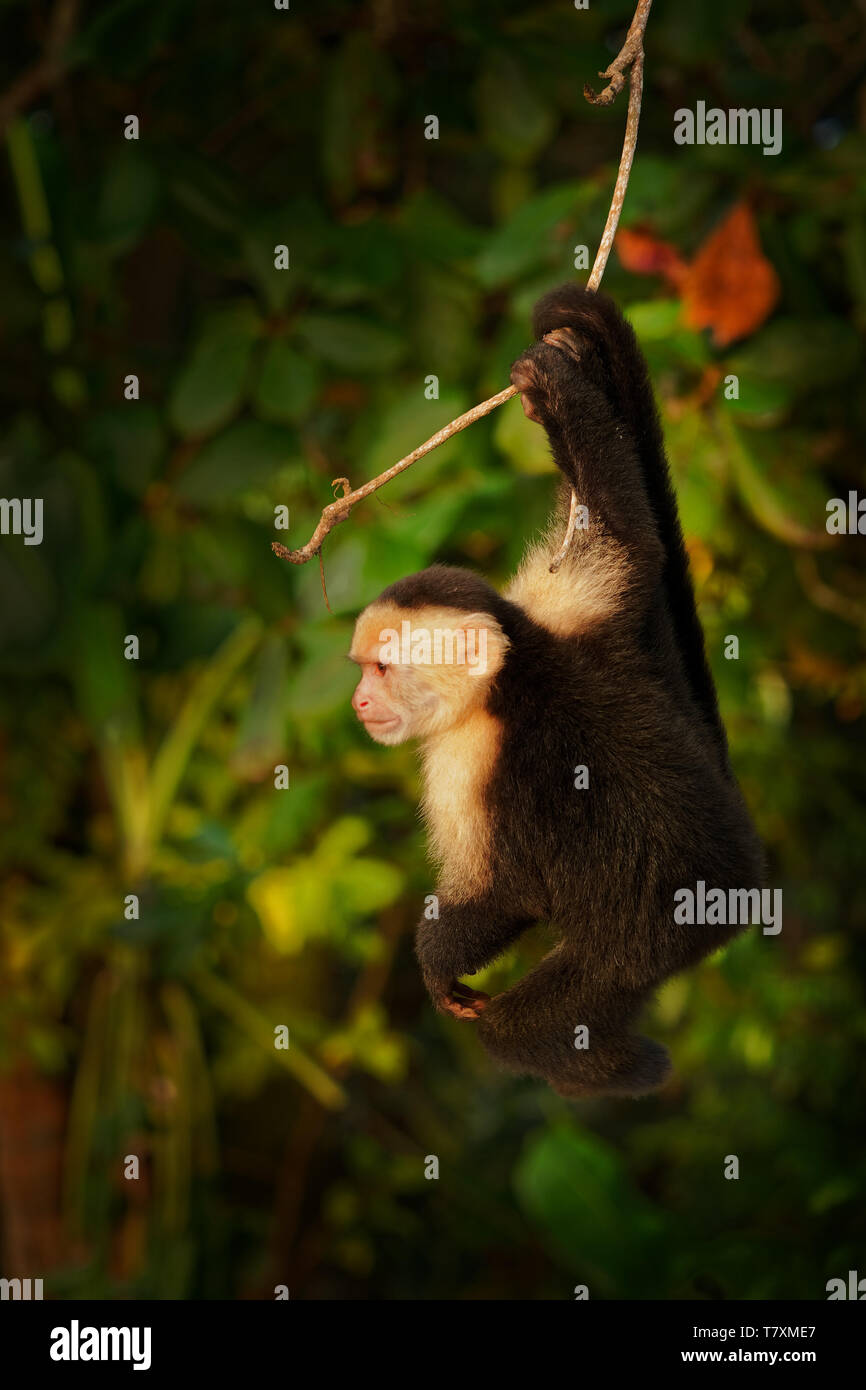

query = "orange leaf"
[680,203,780,348]
[616,227,687,288]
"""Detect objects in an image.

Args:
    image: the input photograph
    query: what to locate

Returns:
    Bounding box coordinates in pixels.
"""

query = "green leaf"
[247,816,404,955]
[295,535,366,618]
[168,152,247,241]
[175,421,294,506]
[664,410,728,541]
[515,1125,668,1295]
[288,625,358,718]
[95,148,161,249]
[625,299,682,339]
[73,0,186,78]
[376,480,477,559]
[476,52,555,164]
[360,535,432,597]
[252,340,320,424]
[247,864,326,955]
[230,634,289,781]
[718,412,832,549]
[148,617,262,844]
[619,154,712,238]
[728,317,861,392]
[308,220,404,304]
[362,388,469,498]
[234,773,330,861]
[296,313,404,372]
[0,543,57,665]
[626,300,710,368]
[317,816,372,864]
[86,405,165,495]
[169,304,263,438]
[395,191,483,266]
[322,33,396,203]
[340,857,404,913]
[240,200,331,312]
[726,375,792,423]
[69,603,141,737]
[410,269,481,378]
[475,182,590,288]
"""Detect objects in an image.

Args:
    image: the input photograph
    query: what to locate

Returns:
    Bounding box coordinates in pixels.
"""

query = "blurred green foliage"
[0,0,864,1300]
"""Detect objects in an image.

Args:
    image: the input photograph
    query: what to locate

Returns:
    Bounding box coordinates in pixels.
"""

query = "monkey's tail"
[532,284,731,772]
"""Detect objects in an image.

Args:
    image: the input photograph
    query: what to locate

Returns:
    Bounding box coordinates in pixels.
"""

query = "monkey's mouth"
[358,715,401,732]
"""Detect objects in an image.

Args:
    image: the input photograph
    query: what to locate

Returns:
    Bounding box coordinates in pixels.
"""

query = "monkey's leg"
[415,902,533,1021]
[476,946,671,1098]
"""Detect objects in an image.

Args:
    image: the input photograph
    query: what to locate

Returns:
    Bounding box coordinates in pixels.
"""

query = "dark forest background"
[0,0,865,1299]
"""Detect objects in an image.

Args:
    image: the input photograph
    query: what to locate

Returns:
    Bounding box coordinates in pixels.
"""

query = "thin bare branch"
[0,0,79,137]
[796,554,866,627]
[587,50,645,293]
[274,0,652,569]
[584,0,653,107]
[271,386,517,565]
[548,488,581,575]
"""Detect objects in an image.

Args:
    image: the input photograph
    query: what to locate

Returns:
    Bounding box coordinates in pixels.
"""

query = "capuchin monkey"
[349,286,763,1099]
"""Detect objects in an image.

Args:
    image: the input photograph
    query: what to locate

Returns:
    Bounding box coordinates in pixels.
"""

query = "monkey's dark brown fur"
[359,287,763,1098]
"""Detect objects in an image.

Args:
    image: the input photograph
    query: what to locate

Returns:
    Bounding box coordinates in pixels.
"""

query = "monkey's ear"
[457,612,510,677]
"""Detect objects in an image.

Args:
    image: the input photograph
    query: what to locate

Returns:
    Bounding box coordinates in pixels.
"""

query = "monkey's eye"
[376,662,388,676]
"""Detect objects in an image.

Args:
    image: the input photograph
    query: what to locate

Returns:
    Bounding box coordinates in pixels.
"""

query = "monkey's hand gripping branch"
[272,0,652,576]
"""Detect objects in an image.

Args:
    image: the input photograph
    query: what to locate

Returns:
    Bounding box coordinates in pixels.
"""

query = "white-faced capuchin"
[349,286,764,1099]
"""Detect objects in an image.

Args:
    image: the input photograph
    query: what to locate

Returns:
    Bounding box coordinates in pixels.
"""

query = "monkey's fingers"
[451,981,491,1003]
[512,338,585,423]
[542,327,584,365]
[433,981,491,1021]
[510,355,549,423]
[450,982,492,1016]
[437,995,480,1021]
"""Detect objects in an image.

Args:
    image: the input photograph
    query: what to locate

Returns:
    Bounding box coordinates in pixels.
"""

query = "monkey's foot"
[552,1038,673,1100]
[435,981,491,1021]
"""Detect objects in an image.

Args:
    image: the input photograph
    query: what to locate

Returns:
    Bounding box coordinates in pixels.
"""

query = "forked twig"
[0,0,79,137]
[273,0,653,571]
[271,386,518,566]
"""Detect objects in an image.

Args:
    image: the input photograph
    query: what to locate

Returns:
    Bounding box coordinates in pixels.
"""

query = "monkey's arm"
[415,902,532,1020]
[511,285,730,757]
[510,296,666,602]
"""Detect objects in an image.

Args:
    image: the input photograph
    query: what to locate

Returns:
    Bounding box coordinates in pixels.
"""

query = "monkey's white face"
[348,602,510,746]
[350,659,433,745]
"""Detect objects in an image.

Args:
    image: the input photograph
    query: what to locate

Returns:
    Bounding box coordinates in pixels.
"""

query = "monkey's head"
[349,567,510,745]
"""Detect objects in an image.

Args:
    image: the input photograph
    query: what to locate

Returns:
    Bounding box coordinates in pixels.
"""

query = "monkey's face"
[349,657,435,745]
[349,602,509,745]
